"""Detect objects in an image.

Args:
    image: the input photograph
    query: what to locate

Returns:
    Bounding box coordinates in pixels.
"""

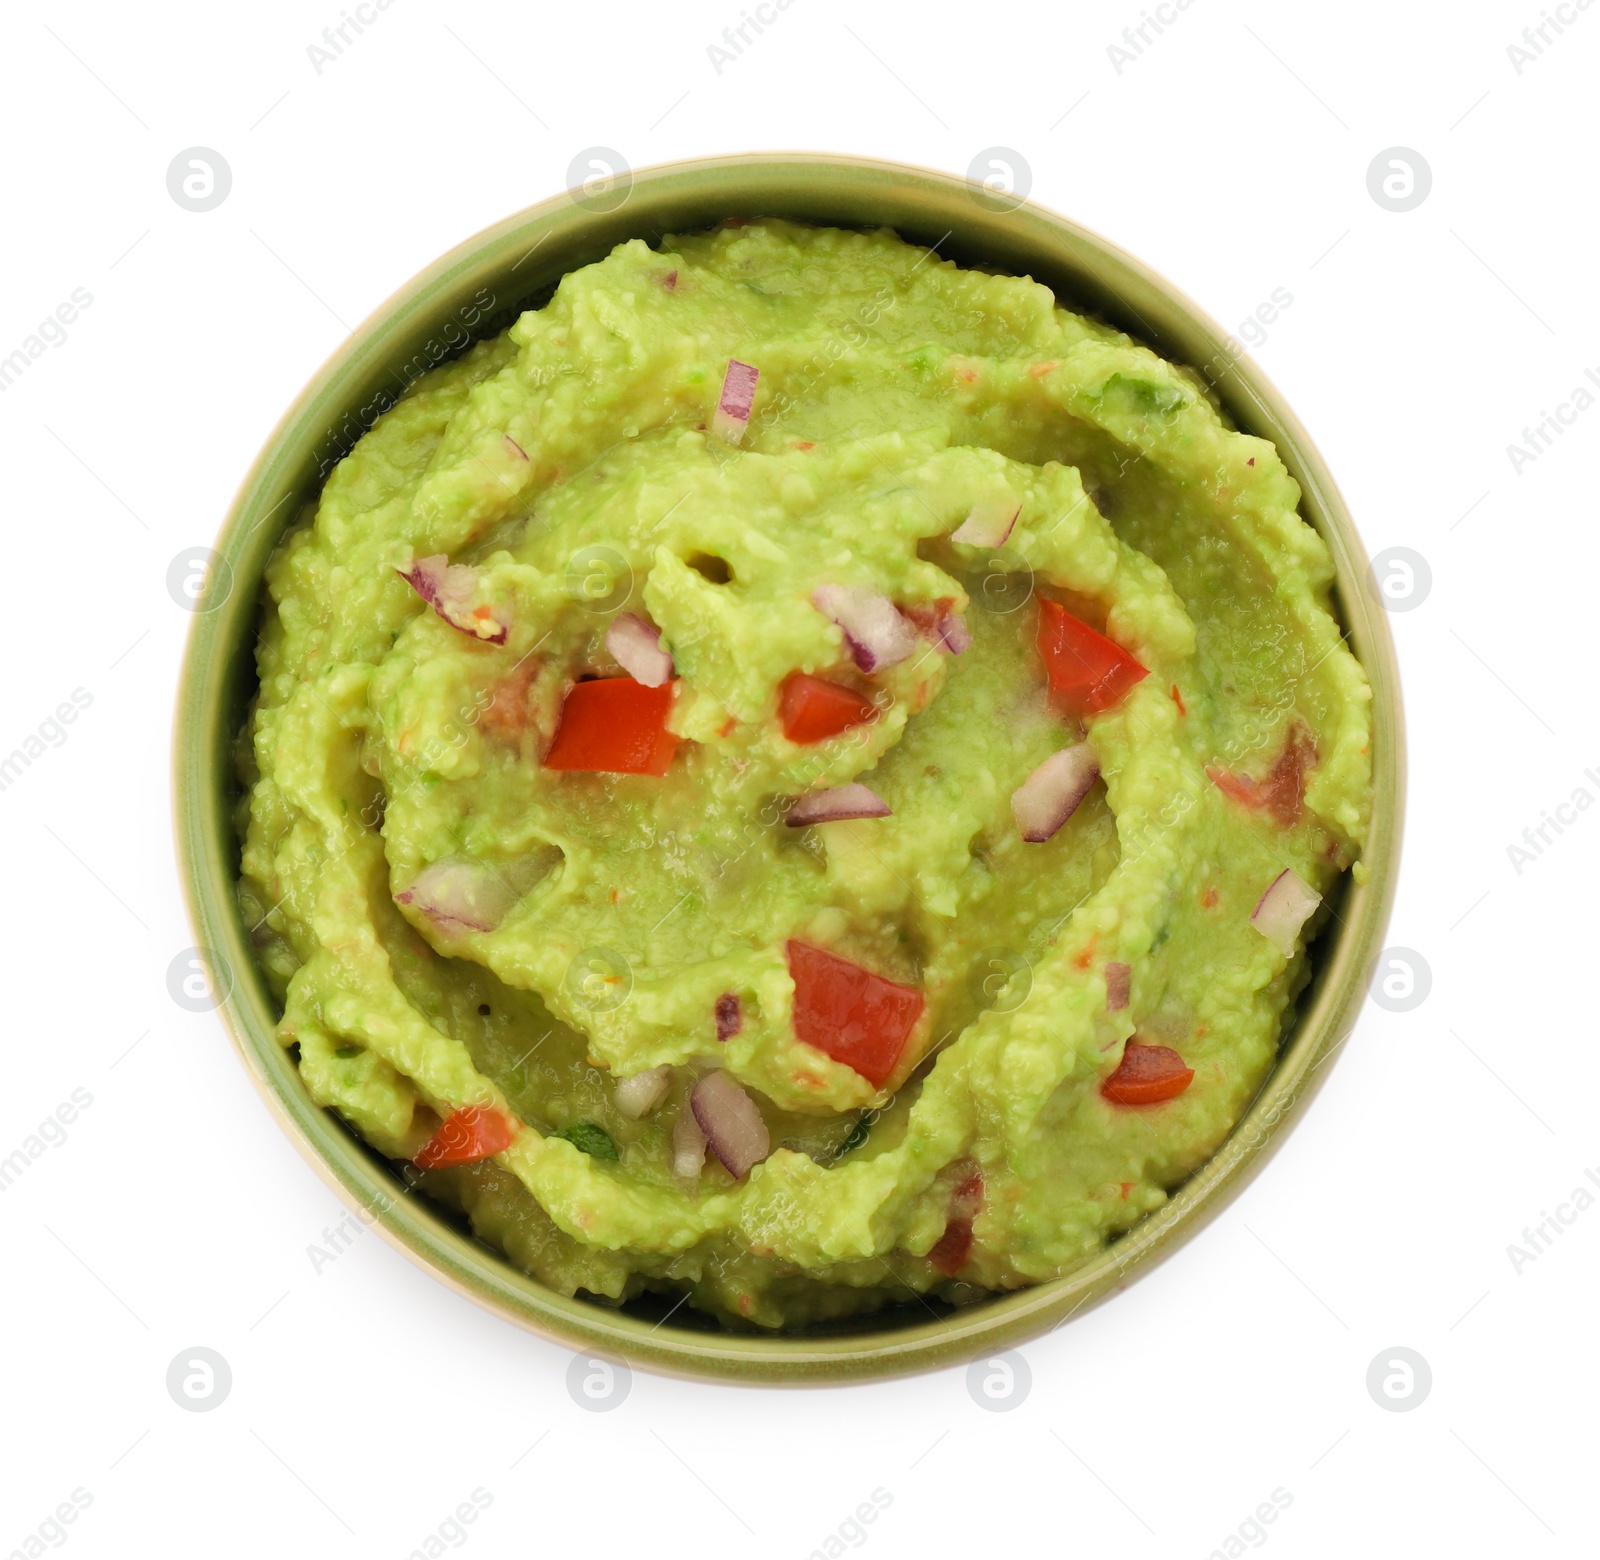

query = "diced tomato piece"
[786,940,924,1087]
[543,677,679,775]
[1208,767,1259,808]
[1207,721,1316,827]
[929,1166,984,1276]
[779,672,877,744]
[1036,599,1148,716]
[1100,1042,1195,1106]
[899,595,956,637]
[414,1104,517,1169]
[930,1219,974,1275]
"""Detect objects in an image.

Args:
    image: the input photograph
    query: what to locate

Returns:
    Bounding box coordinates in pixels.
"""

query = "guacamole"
[237,219,1371,1328]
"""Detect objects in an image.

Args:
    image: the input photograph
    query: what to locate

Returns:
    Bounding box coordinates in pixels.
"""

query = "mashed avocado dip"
[237,219,1372,1329]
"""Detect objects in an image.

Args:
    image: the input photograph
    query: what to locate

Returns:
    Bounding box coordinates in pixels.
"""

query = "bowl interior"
[176,153,1402,1384]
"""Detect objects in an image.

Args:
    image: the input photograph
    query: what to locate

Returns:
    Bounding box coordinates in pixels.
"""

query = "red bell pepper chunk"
[786,940,924,1087]
[779,672,877,744]
[1036,599,1148,716]
[1100,1042,1195,1106]
[543,677,679,775]
[414,1104,517,1169]
[929,1166,984,1276]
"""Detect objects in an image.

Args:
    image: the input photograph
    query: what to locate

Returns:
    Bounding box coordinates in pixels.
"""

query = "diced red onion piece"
[951,498,1021,549]
[711,359,760,443]
[1011,744,1100,843]
[671,1103,708,1179]
[613,1064,672,1120]
[398,554,509,645]
[715,993,742,1041]
[936,612,973,655]
[1250,869,1322,956]
[605,612,673,687]
[503,435,528,461]
[811,583,918,673]
[434,567,506,644]
[1105,961,1131,1012]
[395,858,516,934]
[785,783,892,826]
[691,1071,770,1179]
[400,553,448,605]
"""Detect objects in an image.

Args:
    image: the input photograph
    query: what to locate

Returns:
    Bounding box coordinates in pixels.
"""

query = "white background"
[0,0,1594,1555]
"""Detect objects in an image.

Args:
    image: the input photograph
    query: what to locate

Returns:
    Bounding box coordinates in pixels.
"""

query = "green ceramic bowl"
[174,153,1403,1385]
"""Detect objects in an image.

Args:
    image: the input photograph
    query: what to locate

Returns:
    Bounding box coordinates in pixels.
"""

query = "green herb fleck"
[836,1116,870,1158]
[556,1121,619,1160]
[1100,372,1185,418]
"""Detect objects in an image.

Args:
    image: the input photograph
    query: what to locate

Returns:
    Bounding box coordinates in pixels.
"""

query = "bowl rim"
[173,150,1404,1386]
